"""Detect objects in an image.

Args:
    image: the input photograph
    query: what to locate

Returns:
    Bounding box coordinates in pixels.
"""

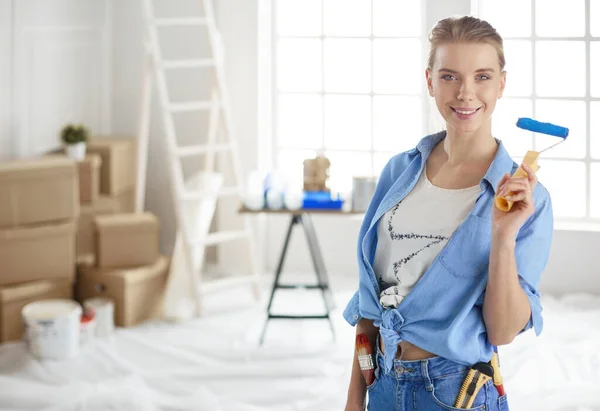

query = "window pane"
[277,39,322,92]
[536,41,585,97]
[535,100,585,159]
[323,0,371,37]
[325,150,373,192]
[373,39,422,95]
[493,98,533,158]
[478,0,531,37]
[374,152,396,176]
[591,102,600,159]
[277,94,323,149]
[536,0,584,37]
[373,0,421,37]
[536,160,586,218]
[324,95,371,150]
[503,40,532,97]
[591,42,600,97]
[324,39,371,93]
[277,149,318,187]
[592,163,600,218]
[373,96,422,152]
[276,0,322,37]
[592,0,600,36]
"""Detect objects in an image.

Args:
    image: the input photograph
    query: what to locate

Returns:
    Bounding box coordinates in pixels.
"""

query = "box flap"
[0,279,72,303]
[0,221,76,241]
[95,212,158,232]
[80,196,120,216]
[79,255,169,285]
[87,137,135,153]
[0,157,76,182]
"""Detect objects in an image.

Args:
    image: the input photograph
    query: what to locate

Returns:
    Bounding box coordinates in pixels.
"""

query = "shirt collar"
[415,130,515,194]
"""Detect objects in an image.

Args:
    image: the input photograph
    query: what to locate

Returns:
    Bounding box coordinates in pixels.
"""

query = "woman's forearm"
[483,233,531,346]
[346,318,379,407]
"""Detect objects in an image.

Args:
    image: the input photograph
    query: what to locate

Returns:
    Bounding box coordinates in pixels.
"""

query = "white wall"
[2,0,112,159]
[13,0,112,158]
[0,0,11,161]
[111,0,600,295]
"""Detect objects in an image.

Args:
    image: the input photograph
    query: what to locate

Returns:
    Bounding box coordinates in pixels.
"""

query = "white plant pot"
[65,142,86,161]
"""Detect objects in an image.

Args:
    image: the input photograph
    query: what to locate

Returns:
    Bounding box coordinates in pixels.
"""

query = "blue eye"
[441,74,456,81]
[477,75,490,80]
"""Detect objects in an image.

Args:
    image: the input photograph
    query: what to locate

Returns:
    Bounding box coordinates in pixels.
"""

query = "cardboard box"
[78,154,102,204]
[0,157,79,228]
[77,196,121,256]
[0,279,73,342]
[0,221,77,286]
[75,255,169,327]
[86,138,136,196]
[95,212,159,269]
[114,188,136,213]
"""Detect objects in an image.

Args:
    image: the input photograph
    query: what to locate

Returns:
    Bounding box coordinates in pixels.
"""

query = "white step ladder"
[140,0,261,317]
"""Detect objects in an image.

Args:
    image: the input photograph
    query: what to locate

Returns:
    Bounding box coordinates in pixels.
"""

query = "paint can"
[83,297,115,338]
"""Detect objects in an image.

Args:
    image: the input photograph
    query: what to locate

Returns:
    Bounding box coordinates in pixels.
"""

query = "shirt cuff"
[519,276,544,336]
[343,291,362,326]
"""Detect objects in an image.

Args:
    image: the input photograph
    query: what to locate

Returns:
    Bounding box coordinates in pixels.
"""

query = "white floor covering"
[1,275,600,411]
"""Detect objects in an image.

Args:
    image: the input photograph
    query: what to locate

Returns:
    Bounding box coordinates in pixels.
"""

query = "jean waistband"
[375,335,471,381]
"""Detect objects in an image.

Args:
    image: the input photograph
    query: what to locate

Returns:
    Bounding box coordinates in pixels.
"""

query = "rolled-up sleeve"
[514,189,554,336]
[343,291,361,326]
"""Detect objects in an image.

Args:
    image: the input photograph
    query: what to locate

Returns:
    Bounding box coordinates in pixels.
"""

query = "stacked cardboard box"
[76,212,169,327]
[77,138,137,261]
[0,157,79,342]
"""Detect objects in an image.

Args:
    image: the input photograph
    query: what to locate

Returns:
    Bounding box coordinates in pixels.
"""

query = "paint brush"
[355,333,375,386]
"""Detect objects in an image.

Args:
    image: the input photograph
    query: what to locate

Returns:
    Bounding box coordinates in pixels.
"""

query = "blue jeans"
[367,340,509,411]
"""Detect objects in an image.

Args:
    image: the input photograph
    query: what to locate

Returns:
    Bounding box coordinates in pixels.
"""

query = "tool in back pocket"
[454,362,494,409]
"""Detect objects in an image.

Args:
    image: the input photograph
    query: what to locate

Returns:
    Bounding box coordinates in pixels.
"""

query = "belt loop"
[421,360,433,392]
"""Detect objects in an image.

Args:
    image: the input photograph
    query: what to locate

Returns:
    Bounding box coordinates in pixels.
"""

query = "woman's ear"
[498,70,507,99]
[425,69,434,97]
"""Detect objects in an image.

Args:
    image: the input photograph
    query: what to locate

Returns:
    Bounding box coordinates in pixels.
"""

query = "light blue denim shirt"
[343,131,553,373]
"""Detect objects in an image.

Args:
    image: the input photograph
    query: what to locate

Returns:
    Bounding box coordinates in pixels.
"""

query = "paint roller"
[494,118,569,212]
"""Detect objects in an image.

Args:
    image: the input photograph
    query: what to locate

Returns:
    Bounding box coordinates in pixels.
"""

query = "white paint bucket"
[22,299,81,360]
[83,297,114,338]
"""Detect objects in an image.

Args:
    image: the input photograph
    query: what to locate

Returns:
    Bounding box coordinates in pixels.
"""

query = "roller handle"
[494,151,540,212]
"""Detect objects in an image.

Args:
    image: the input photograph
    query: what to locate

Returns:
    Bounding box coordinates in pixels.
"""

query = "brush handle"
[494,150,540,212]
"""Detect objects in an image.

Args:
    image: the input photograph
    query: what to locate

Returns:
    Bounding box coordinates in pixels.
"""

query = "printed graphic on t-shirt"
[386,203,450,283]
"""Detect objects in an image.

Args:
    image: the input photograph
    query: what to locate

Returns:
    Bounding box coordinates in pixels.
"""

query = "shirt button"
[353,314,359,320]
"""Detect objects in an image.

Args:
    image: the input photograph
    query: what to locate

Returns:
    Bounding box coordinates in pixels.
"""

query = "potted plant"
[61,123,89,161]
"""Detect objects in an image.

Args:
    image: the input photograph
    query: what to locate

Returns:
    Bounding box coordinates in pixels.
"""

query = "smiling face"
[426,42,506,135]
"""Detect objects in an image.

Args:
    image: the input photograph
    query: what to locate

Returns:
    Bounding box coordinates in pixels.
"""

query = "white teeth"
[455,109,477,115]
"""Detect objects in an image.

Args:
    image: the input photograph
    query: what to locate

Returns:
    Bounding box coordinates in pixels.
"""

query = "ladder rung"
[169,101,218,112]
[182,186,240,200]
[153,18,209,27]
[173,143,232,157]
[161,59,216,69]
[195,230,249,247]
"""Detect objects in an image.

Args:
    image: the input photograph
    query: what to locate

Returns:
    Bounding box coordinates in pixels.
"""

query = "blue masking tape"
[516,117,569,138]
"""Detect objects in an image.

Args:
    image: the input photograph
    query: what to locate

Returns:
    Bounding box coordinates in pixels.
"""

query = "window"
[476,0,600,222]
[272,0,425,193]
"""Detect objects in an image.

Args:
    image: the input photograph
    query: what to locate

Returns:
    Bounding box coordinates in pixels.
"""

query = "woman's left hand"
[491,162,538,238]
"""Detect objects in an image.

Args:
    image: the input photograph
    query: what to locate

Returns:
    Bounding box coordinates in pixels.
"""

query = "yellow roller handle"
[494,150,540,212]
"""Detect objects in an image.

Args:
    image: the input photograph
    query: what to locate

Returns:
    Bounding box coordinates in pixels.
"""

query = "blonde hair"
[427,16,505,71]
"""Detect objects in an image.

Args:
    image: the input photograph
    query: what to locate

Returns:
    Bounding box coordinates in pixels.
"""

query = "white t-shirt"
[373,169,480,308]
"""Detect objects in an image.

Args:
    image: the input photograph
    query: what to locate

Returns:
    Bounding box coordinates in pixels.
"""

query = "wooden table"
[240,207,363,344]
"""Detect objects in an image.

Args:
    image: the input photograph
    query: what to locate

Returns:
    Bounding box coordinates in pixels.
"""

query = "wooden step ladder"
[139,0,261,317]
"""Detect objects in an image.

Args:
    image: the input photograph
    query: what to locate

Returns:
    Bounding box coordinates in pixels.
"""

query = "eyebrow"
[438,68,496,74]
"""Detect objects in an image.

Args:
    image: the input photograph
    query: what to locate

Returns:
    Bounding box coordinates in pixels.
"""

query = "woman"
[344,16,553,411]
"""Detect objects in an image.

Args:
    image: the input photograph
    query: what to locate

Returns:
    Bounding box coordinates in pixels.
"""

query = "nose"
[457,79,475,101]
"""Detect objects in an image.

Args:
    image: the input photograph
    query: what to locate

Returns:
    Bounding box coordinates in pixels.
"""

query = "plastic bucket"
[22,299,82,360]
